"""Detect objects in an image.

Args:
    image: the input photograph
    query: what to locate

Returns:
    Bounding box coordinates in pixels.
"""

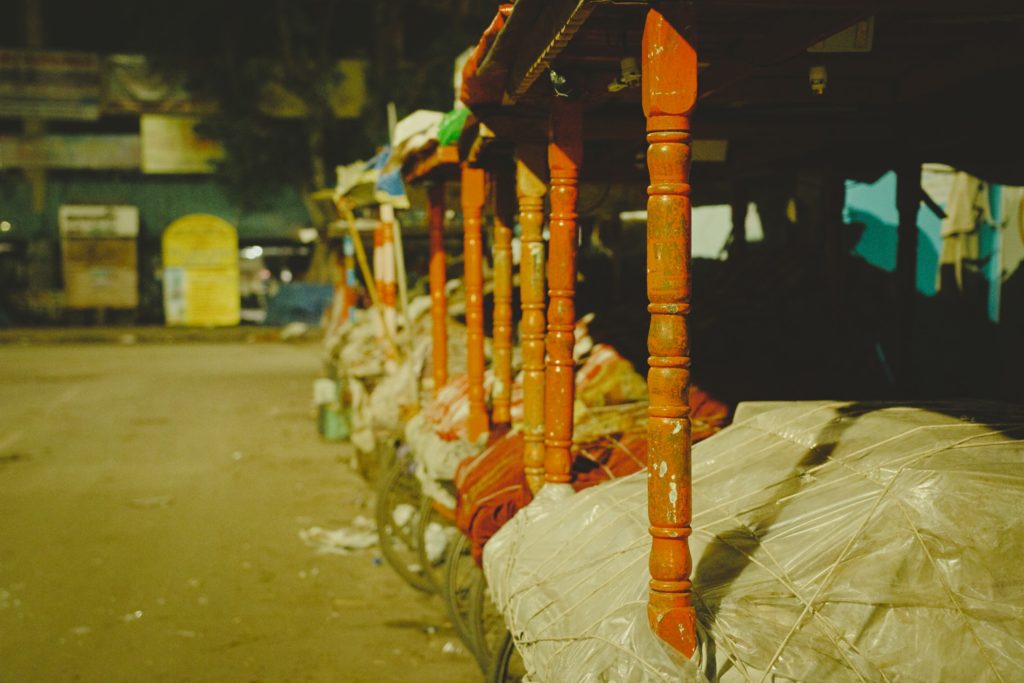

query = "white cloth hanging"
[937,171,992,292]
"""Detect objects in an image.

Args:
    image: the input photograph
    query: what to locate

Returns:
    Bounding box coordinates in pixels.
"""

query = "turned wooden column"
[427,183,448,396]
[643,3,699,657]
[492,166,516,427]
[516,145,548,493]
[544,98,582,485]
[461,164,490,440]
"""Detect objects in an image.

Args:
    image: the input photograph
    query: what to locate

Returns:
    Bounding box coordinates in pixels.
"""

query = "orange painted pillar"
[643,4,699,658]
[491,167,516,428]
[427,183,448,396]
[516,146,548,494]
[544,98,582,485]
[461,164,490,441]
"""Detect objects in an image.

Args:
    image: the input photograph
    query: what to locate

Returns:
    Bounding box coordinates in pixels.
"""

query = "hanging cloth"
[1000,186,1024,282]
[937,171,992,292]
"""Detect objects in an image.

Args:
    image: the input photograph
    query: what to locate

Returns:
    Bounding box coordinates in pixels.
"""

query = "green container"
[319,404,351,442]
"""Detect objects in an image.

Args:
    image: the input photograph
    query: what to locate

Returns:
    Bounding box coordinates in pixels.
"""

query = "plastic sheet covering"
[337,309,388,381]
[407,411,484,509]
[346,376,374,455]
[367,335,429,434]
[483,401,1024,683]
[336,294,468,454]
[455,386,728,566]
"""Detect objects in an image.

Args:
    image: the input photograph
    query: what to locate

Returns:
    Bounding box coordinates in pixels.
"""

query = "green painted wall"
[0,171,310,241]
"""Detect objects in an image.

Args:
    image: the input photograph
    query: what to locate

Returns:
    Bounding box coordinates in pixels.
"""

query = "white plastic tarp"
[484,401,1024,682]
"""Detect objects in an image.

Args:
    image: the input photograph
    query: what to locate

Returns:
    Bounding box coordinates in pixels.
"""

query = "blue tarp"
[264,283,334,326]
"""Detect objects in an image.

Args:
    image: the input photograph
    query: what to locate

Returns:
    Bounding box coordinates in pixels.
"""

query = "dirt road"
[0,342,479,683]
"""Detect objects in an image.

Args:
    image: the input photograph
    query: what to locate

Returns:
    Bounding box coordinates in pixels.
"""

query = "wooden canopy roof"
[462,0,1024,186]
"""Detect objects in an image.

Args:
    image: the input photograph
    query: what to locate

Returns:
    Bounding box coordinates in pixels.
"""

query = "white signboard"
[59,205,139,238]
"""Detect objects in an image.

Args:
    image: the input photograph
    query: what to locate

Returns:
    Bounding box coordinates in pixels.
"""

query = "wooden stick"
[544,98,582,485]
[492,166,516,427]
[516,145,549,493]
[428,183,448,396]
[461,164,490,441]
[643,2,699,658]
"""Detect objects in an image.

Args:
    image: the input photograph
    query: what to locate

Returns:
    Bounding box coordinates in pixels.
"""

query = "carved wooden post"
[428,183,448,396]
[492,166,516,427]
[545,98,582,485]
[643,3,699,658]
[461,164,490,441]
[516,145,548,493]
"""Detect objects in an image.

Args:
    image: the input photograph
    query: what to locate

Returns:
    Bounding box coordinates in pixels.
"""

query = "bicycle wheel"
[487,629,528,683]
[444,533,482,663]
[375,451,433,593]
[469,571,511,668]
[414,496,457,596]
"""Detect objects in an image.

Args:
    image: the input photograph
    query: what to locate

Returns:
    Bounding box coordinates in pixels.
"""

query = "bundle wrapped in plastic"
[406,369,524,507]
[455,428,648,564]
[410,341,644,506]
[336,309,389,382]
[343,295,468,455]
[367,335,430,434]
[484,401,1024,683]
[455,385,727,567]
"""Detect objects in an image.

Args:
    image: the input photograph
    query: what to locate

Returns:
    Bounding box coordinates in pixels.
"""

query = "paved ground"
[0,341,479,683]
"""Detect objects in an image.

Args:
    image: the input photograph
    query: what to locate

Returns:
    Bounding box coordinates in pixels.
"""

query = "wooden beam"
[898,24,1024,101]
[402,144,460,185]
[509,0,597,102]
[699,0,1023,10]
[699,9,875,99]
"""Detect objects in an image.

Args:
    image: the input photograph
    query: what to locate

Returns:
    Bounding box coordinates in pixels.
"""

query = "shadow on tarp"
[691,399,1024,680]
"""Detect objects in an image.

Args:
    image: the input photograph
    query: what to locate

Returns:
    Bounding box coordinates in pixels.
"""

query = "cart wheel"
[487,629,527,683]
[357,435,395,485]
[444,534,482,662]
[469,571,510,667]
[375,451,433,594]
[376,435,399,475]
[414,496,455,596]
